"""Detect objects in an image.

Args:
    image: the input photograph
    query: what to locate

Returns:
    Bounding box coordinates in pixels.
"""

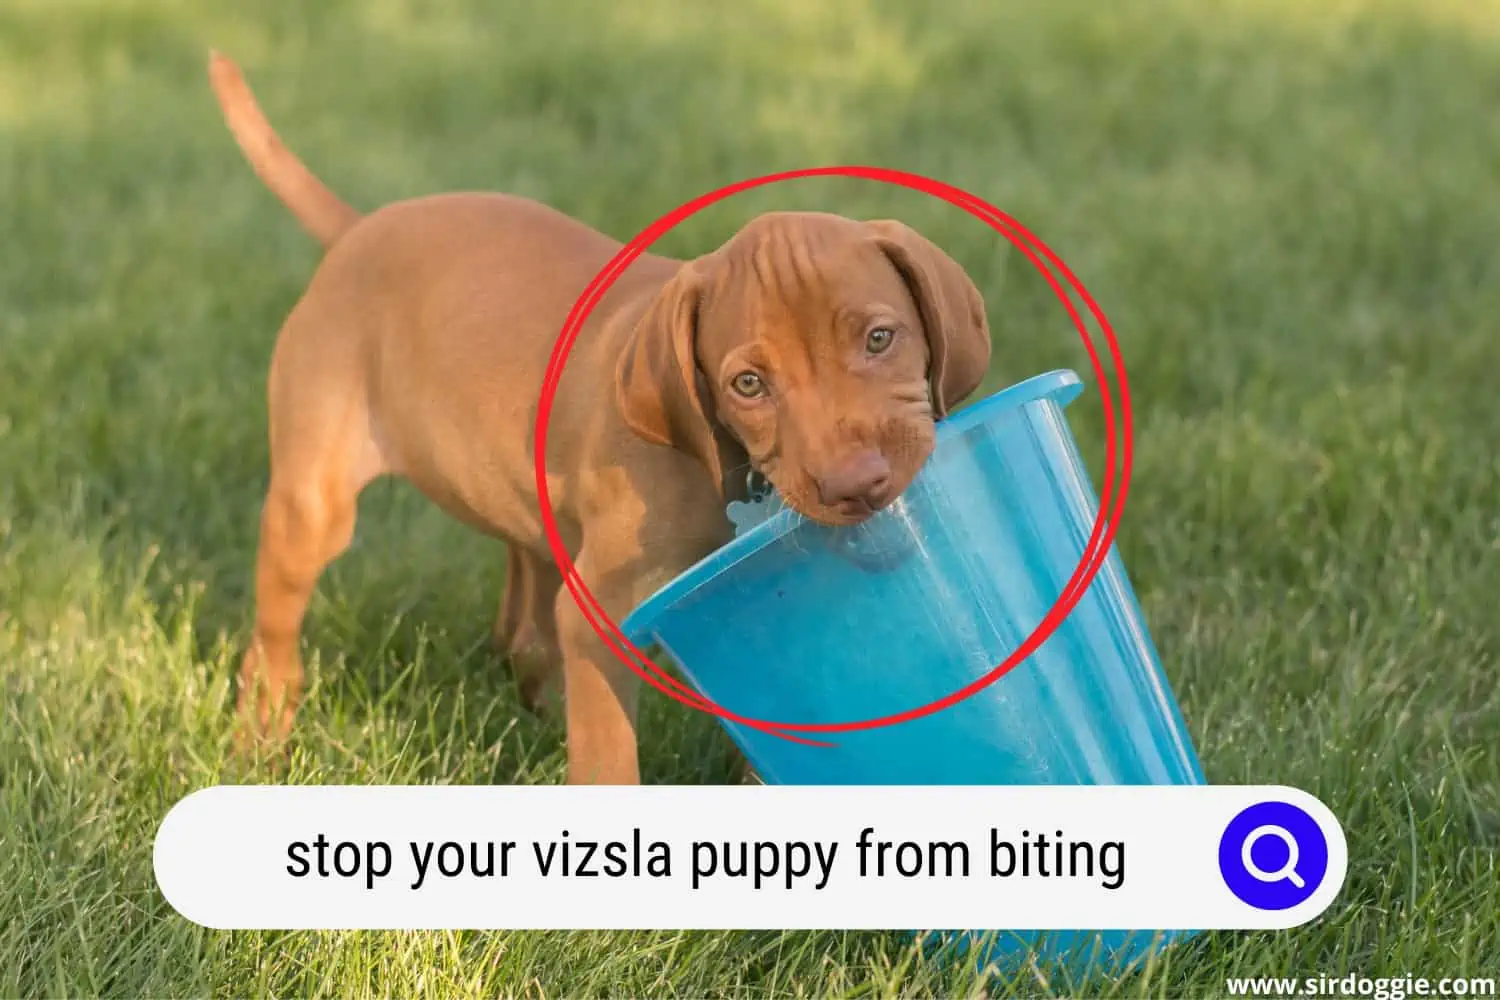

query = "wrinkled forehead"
[696,215,913,355]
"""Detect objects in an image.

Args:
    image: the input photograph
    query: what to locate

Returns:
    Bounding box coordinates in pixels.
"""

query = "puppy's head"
[616,212,991,526]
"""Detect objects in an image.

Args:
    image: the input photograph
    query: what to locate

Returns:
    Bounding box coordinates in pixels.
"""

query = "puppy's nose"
[816,451,893,511]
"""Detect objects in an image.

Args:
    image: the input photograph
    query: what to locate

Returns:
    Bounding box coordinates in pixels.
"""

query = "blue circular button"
[1218,800,1329,910]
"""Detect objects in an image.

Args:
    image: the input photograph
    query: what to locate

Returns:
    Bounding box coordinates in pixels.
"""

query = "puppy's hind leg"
[238,326,387,747]
[492,544,527,654]
[493,546,563,713]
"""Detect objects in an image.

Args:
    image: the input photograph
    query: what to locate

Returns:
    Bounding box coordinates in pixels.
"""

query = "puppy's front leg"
[556,510,726,784]
[556,582,642,785]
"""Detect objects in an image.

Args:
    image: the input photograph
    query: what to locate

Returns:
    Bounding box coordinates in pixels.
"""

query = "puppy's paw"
[517,672,562,716]
[503,644,562,717]
[230,685,298,771]
[229,718,293,776]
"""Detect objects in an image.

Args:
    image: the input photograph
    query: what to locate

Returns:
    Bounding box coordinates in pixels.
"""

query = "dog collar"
[726,468,783,536]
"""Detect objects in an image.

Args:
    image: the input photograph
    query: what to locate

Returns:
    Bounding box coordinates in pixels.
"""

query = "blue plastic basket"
[621,369,1205,974]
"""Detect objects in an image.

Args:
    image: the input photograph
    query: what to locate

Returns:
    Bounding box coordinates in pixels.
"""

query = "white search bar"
[153,784,1346,931]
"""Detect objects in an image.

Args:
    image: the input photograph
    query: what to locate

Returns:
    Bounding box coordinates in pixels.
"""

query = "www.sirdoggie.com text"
[284,826,1127,892]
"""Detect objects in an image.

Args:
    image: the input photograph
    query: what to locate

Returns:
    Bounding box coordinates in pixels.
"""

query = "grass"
[1,0,1498,995]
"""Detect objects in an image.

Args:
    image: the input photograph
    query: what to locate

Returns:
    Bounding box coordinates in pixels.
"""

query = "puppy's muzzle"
[815,449,894,518]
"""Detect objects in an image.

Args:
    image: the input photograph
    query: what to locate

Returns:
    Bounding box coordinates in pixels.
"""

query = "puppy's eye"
[866,327,896,355]
[730,371,767,398]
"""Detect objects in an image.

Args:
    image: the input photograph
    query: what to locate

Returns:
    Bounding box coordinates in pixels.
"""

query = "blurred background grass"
[1,0,1497,996]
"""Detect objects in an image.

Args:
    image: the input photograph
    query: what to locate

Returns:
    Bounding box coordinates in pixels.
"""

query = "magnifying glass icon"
[1241,824,1304,888]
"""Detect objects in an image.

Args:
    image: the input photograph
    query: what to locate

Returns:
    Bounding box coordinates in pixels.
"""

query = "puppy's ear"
[615,263,742,499]
[866,219,993,417]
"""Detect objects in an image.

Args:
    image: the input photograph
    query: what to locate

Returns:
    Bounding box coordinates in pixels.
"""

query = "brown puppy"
[208,53,993,784]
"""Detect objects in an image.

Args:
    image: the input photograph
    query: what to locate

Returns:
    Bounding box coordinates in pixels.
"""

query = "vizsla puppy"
[208,53,993,784]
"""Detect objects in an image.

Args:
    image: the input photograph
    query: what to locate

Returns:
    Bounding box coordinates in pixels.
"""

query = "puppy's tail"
[208,51,361,249]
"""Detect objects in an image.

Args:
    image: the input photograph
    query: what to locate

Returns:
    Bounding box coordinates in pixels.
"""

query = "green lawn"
[2,0,1498,995]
